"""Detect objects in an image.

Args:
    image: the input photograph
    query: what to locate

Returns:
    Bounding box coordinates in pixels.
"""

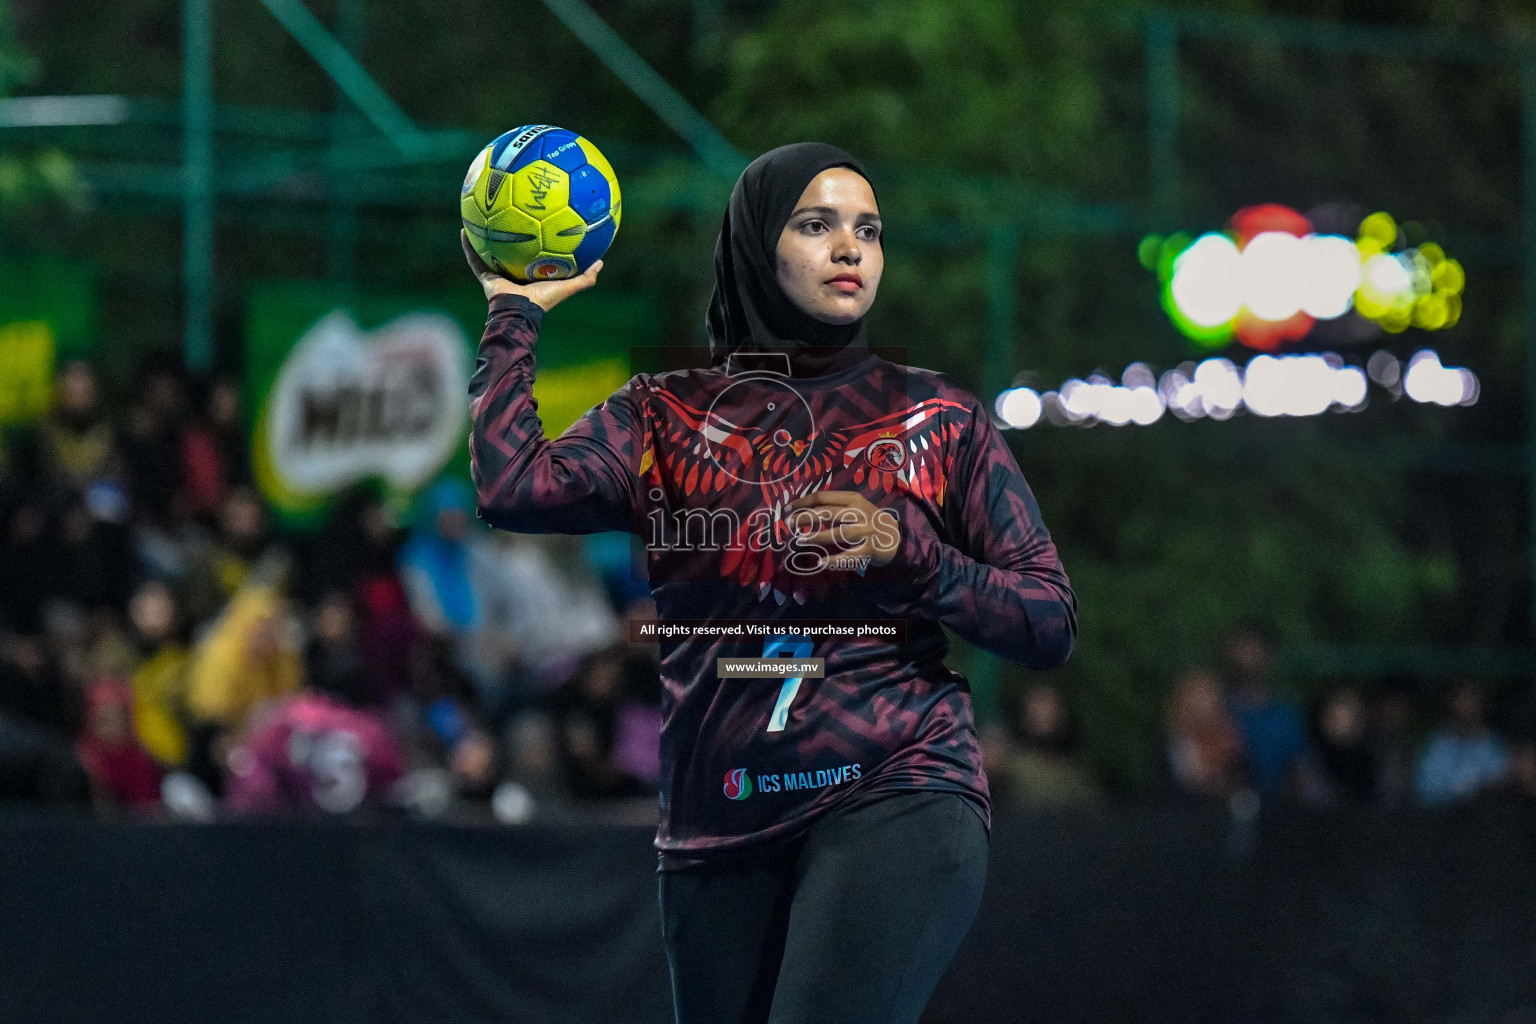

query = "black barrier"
[2,804,1536,1024]
[930,806,1259,1024]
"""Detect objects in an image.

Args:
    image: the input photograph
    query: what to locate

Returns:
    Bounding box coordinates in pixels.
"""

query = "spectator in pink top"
[224,599,407,817]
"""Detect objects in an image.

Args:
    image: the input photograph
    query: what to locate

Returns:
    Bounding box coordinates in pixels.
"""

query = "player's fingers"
[571,259,604,293]
[786,507,838,534]
[552,260,604,303]
[795,528,839,547]
[461,230,494,278]
[789,504,866,530]
[788,490,863,509]
[869,534,899,566]
[796,522,873,547]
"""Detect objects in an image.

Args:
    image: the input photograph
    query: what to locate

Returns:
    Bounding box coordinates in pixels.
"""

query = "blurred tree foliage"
[6,0,1533,787]
[709,0,1522,787]
[0,1,79,211]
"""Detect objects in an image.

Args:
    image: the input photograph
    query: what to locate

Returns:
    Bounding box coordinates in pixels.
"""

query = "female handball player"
[462,141,1077,1024]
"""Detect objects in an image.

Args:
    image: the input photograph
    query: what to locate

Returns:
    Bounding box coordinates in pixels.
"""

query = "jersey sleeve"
[468,292,649,536]
[886,399,1078,670]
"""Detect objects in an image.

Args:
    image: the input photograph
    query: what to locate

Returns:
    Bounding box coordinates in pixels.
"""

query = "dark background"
[4,2,1536,1021]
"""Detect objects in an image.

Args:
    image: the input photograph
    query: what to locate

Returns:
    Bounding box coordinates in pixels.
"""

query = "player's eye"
[857,225,881,241]
[802,220,827,234]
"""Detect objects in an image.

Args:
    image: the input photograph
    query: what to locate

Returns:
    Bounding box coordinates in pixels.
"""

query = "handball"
[460,124,621,282]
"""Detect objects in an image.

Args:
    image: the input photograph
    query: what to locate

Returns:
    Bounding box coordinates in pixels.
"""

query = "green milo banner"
[0,259,97,424]
[245,282,660,529]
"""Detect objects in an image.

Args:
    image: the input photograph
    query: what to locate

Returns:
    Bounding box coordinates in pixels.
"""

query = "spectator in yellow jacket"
[185,563,301,732]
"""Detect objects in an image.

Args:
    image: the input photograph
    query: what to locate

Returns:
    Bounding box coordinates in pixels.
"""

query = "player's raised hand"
[462,229,602,312]
[786,490,902,567]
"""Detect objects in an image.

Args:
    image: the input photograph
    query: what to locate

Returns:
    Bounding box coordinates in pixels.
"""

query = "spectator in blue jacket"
[1416,679,1509,806]
[1222,625,1306,799]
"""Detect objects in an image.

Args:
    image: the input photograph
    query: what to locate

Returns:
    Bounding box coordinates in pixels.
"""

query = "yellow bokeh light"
[1359,212,1398,248]
[1433,259,1465,295]
[1413,294,1447,330]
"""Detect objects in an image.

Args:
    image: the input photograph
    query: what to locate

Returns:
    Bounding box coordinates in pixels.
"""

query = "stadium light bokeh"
[1142,207,1466,351]
[996,348,1478,429]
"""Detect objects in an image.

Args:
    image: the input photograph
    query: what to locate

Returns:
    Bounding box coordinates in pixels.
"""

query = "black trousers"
[659,791,989,1024]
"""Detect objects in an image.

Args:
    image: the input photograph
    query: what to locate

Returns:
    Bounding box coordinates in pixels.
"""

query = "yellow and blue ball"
[460,124,621,282]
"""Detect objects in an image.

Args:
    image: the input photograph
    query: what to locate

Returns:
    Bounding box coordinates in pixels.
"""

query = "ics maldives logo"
[723,768,754,800]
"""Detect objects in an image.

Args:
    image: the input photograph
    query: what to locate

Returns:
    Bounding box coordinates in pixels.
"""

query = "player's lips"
[826,273,862,294]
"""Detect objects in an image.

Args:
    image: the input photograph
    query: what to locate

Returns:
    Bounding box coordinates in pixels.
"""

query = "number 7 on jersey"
[763,634,814,733]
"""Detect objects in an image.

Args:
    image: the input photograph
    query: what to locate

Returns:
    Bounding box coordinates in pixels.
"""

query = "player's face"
[775,168,883,326]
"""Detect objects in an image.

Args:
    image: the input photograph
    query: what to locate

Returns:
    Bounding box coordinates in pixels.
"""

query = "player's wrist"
[489,290,547,322]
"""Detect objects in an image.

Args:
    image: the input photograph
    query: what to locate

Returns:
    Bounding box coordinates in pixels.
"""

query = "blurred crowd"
[4,356,1536,823]
[984,626,1536,812]
[0,357,660,823]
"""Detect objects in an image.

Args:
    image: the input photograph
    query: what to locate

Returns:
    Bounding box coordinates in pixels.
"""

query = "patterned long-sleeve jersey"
[469,293,1077,868]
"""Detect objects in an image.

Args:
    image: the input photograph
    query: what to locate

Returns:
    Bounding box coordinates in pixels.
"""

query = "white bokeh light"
[1240,354,1365,417]
[1363,252,1412,300]
[1170,233,1243,327]
[1167,232,1372,328]
[1122,362,1157,390]
[1456,369,1480,406]
[1098,383,1135,426]
[1333,365,1368,408]
[1129,387,1165,425]
[1005,350,1474,428]
[1300,235,1363,319]
[1238,232,1308,321]
[996,387,1043,429]
[1367,350,1401,388]
[1159,365,1203,421]
[1403,350,1477,407]
[1239,355,1286,417]
[1289,355,1339,417]
[1194,358,1244,416]
[1057,379,1094,422]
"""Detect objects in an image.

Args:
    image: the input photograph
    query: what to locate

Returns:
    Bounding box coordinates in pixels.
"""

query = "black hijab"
[706,142,879,378]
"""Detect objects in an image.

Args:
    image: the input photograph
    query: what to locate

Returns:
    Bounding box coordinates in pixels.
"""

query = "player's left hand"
[786,490,901,567]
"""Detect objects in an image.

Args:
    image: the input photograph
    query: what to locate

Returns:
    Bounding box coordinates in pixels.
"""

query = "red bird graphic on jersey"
[646,387,969,604]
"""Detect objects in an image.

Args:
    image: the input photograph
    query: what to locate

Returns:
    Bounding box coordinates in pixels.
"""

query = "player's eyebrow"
[790,205,881,223]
